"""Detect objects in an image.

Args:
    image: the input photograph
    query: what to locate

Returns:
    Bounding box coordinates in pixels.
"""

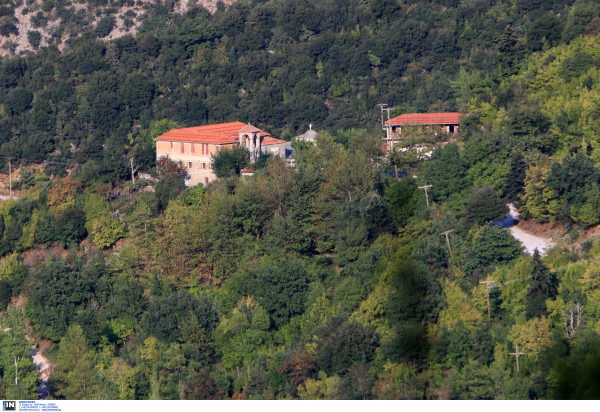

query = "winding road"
[507,204,555,255]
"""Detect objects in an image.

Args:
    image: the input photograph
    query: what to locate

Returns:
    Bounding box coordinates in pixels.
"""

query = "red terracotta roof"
[238,124,263,134]
[262,136,286,145]
[385,112,463,126]
[154,121,270,144]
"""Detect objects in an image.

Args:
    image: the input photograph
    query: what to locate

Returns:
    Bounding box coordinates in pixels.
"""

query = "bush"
[6,88,33,115]
[316,320,379,375]
[237,259,315,328]
[28,30,42,49]
[464,185,508,225]
[464,225,524,273]
[56,205,87,247]
[95,16,115,38]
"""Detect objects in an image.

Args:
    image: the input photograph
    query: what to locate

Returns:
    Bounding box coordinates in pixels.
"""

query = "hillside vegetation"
[0,0,596,176]
[2,0,600,401]
[0,0,234,55]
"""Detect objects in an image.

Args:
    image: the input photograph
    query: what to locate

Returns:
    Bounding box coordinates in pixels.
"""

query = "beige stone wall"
[187,170,218,187]
[156,141,225,158]
[157,141,287,187]
[156,141,241,187]
[262,143,286,158]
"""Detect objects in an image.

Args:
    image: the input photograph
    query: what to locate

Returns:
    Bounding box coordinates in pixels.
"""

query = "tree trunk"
[130,157,138,184]
[14,355,19,385]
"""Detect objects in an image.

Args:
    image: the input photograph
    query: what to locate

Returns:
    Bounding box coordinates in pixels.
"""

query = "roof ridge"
[154,121,271,144]
[385,112,463,126]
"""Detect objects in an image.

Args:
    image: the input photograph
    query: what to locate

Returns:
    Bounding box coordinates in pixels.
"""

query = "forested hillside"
[0,0,596,176]
[2,0,600,401]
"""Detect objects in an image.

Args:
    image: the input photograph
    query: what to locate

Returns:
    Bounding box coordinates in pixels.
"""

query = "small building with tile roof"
[383,112,464,151]
[294,127,318,145]
[155,121,287,186]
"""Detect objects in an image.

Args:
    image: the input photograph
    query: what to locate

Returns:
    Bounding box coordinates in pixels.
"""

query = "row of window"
[187,161,211,170]
[170,142,211,154]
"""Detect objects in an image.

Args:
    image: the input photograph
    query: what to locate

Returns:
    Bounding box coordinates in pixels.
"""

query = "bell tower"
[238,124,262,161]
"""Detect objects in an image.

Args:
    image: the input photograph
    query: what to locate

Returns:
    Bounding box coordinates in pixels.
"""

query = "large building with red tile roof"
[155,121,287,186]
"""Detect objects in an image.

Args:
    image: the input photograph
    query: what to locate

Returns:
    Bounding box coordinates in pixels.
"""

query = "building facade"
[155,122,287,186]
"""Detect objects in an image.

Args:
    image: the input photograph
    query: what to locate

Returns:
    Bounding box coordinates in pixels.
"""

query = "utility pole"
[509,344,525,375]
[418,185,433,208]
[377,103,388,130]
[8,159,12,198]
[480,280,496,321]
[440,229,454,258]
[383,106,393,122]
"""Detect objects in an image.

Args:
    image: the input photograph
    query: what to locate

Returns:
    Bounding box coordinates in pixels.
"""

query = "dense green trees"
[316,320,379,375]
[421,144,469,205]
[1,0,600,401]
[526,250,558,319]
[0,306,39,399]
[141,290,218,345]
[211,146,250,178]
[236,259,315,328]
[25,257,105,342]
[0,0,589,175]
[0,116,596,399]
[464,186,508,225]
[465,226,524,273]
[51,324,98,399]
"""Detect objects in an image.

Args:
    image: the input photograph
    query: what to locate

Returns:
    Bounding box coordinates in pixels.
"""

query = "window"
[202,162,206,169]
[191,143,195,154]
[188,162,192,168]
[180,143,184,153]
[170,141,173,150]
[205,177,209,185]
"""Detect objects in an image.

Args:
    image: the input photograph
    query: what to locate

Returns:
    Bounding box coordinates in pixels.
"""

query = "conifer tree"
[465,185,508,225]
[526,250,558,320]
[504,152,527,204]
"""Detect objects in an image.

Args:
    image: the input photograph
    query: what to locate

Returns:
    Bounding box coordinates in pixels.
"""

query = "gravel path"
[31,346,50,399]
[508,204,555,255]
[509,225,555,255]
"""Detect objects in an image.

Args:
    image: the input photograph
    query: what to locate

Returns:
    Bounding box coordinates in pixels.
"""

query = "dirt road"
[508,204,555,255]
[509,225,555,255]
[31,346,50,399]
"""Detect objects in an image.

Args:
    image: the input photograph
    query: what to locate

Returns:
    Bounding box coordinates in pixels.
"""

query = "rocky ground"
[1,0,235,56]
